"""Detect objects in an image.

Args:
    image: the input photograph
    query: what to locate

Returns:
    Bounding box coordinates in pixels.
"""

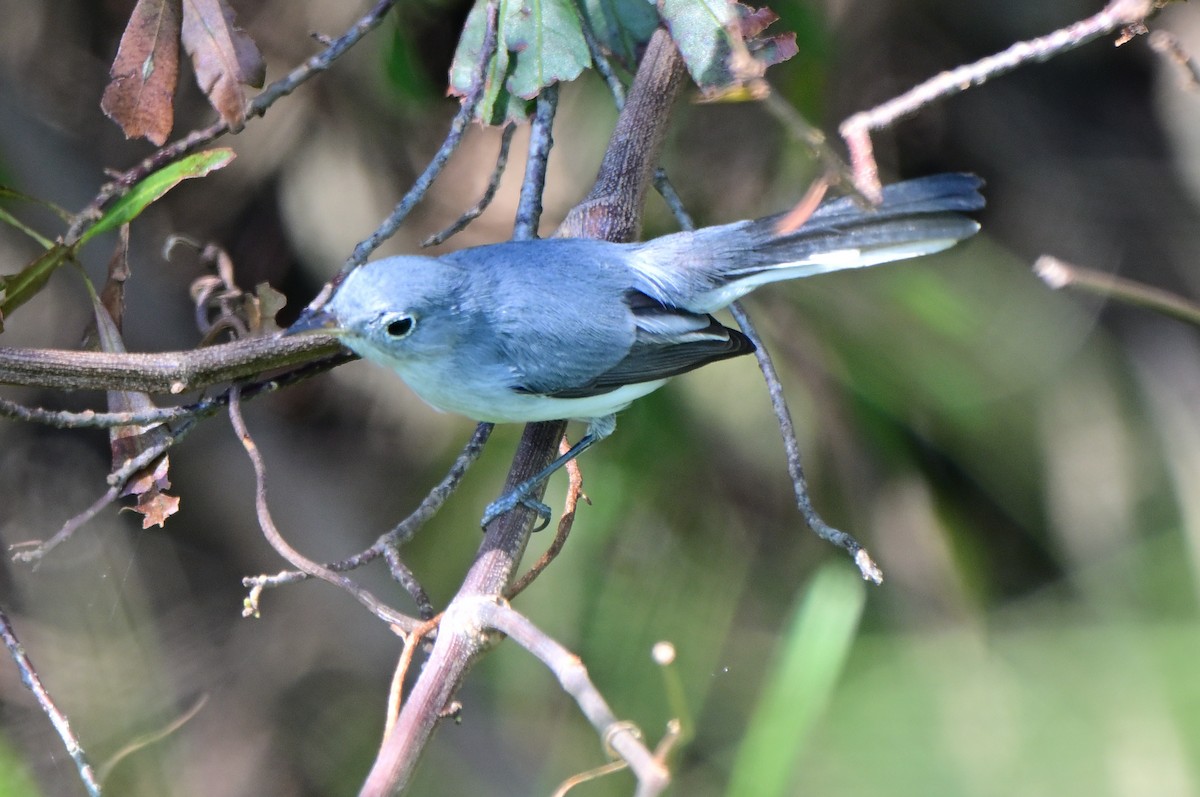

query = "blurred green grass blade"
[0,736,42,796]
[726,563,866,797]
[80,148,235,244]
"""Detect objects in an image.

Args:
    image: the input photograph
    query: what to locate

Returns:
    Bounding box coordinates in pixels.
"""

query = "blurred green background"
[2,1,1200,795]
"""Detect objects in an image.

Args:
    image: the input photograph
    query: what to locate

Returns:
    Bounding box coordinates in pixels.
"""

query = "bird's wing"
[523,291,754,399]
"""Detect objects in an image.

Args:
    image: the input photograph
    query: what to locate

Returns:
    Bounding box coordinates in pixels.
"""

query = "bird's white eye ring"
[383,313,416,338]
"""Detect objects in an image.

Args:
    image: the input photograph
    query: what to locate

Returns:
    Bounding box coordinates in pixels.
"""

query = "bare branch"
[0,334,343,393]
[227,388,418,632]
[477,599,670,797]
[345,0,501,270]
[1035,254,1200,327]
[69,0,403,242]
[513,85,560,240]
[241,421,493,615]
[1149,30,1200,89]
[838,0,1155,200]
[0,605,101,796]
[727,304,883,583]
[646,145,881,581]
[421,124,519,247]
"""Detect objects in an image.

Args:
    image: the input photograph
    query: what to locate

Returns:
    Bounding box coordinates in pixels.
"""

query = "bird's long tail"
[630,173,985,313]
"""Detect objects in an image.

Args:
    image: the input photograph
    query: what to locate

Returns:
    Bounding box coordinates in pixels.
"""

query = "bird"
[287,173,984,528]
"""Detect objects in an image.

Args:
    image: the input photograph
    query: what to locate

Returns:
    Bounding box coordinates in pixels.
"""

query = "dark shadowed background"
[2,1,1199,795]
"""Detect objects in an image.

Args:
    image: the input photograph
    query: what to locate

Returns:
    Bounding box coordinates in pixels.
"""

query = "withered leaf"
[101,0,183,146]
[89,247,180,527]
[181,0,266,132]
[133,490,181,528]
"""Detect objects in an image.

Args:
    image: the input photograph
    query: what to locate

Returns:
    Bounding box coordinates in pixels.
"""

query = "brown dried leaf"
[88,264,180,522]
[100,226,132,331]
[100,0,182,146]
[132,489,181,528]
[736,5,779,38]
[181,0,266,132]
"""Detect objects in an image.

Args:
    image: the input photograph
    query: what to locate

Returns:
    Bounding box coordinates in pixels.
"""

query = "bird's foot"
[481,487,552,531]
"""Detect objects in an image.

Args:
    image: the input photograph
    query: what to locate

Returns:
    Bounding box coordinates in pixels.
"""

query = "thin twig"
[728,303,883,583]
[98,695,208,784]
[650,152,882,581]
[383,546,434,620]
[507,440,585,599]
[475,598,669,796]
[575,6,628,104]
[0,605,101,796]
[422,124,519,247]
[227,388,418,632]
[1035,254,1200,327]
[838,0,1154,200]
[345,0,501,269]
[513,85,560,240]
[1149,30,1200,89]
[759,90,859,202]
[376,422,493,548]
[11,415,200,563]
[241,422,493,612]
[383,616,441,739]
[69,0,403,242]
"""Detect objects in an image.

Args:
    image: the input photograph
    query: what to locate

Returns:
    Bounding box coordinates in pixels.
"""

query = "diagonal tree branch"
[359,26,688,796]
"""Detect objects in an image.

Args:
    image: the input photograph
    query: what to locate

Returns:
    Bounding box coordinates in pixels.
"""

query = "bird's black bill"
[284,307,339,336]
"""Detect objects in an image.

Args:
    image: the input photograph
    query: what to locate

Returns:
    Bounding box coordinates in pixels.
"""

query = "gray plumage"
[287,173,984,525]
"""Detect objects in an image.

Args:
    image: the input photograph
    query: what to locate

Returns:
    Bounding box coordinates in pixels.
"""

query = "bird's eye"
[384,314,415,338]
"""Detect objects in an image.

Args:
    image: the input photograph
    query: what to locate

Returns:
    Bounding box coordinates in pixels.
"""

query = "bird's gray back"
[442,239,641,395]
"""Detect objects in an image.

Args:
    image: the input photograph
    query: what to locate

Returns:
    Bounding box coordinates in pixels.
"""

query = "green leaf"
[578,0,659,70]
[659,0,741,87]
[80,148,236,244]
[0,244,74,329]
[447,0,797,122]
[449,0,589,124]
[726,564,866,797]
[503,0,592,99]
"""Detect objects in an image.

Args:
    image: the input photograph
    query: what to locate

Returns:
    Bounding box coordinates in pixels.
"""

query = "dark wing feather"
[530,291,754,399]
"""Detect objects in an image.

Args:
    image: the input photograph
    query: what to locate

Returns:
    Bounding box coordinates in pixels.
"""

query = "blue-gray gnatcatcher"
[288,173,984,527]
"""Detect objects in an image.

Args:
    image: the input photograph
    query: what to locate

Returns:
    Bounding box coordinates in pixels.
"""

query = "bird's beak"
[284,306,341,336]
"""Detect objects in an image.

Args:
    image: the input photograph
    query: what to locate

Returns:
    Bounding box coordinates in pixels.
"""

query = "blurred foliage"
[2,1,1200,796]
